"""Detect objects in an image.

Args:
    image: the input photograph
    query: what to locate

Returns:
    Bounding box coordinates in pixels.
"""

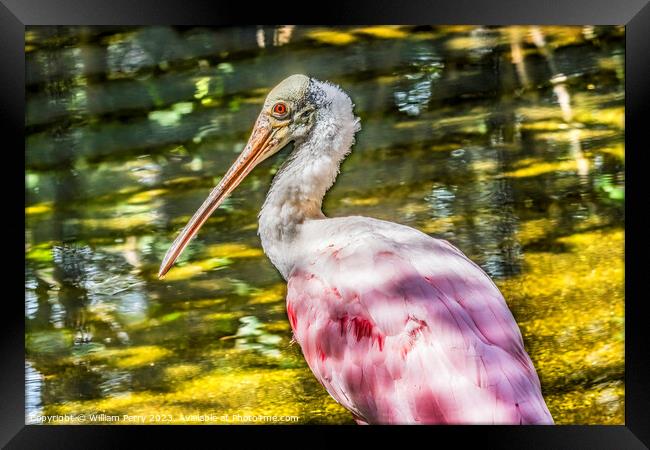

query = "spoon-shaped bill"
[158,115,283,279]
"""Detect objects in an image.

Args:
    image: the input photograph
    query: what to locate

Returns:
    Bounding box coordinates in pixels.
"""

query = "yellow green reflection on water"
[26,25,624,425]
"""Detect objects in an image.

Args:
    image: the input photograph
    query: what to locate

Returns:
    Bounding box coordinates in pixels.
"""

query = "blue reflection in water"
[394,46,443,116]
[25,361,43,423]
[235,316,282,358]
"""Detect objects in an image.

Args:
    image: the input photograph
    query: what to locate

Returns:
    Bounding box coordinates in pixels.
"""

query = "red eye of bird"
[273,102,288,116]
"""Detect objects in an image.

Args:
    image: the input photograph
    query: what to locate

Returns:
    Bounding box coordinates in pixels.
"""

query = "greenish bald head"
[256,74,319,144]
[264,74,310,107]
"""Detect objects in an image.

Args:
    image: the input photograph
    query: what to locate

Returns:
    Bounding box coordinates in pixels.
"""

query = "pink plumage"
[287,217,554,425]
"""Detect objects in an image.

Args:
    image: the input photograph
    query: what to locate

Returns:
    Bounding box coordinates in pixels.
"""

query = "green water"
[25,25,625,424]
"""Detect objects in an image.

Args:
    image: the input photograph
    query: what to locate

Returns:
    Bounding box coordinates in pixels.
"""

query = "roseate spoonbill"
[159,74,554,425]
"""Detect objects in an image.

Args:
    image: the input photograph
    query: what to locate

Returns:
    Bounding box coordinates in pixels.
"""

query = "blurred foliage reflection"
[26,25,624,424]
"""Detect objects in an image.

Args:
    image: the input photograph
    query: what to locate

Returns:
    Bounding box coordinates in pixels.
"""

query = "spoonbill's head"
[158,74,355,278]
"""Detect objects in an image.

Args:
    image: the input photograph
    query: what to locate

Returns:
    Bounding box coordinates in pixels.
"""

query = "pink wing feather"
[287,217,554,424]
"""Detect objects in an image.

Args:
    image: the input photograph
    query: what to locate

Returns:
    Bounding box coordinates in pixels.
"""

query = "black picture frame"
[4,0,649,448]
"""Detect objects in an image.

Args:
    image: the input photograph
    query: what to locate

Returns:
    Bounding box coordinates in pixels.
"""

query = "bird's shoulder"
[296,215,484,290]
[298,215,458,259]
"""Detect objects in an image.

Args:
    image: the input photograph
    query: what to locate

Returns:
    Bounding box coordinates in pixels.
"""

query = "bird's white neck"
[258,80,360,278]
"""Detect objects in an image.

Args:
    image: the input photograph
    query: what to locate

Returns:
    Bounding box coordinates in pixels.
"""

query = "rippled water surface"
[25,25,625,424]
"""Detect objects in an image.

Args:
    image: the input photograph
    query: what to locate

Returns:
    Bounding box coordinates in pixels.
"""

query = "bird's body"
[160,74,554,425]
[286,216,552,424]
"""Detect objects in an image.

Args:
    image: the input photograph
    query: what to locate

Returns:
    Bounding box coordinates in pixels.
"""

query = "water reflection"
[26,25,624,424]
[394,44,443,116]
[25,362,44,423]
